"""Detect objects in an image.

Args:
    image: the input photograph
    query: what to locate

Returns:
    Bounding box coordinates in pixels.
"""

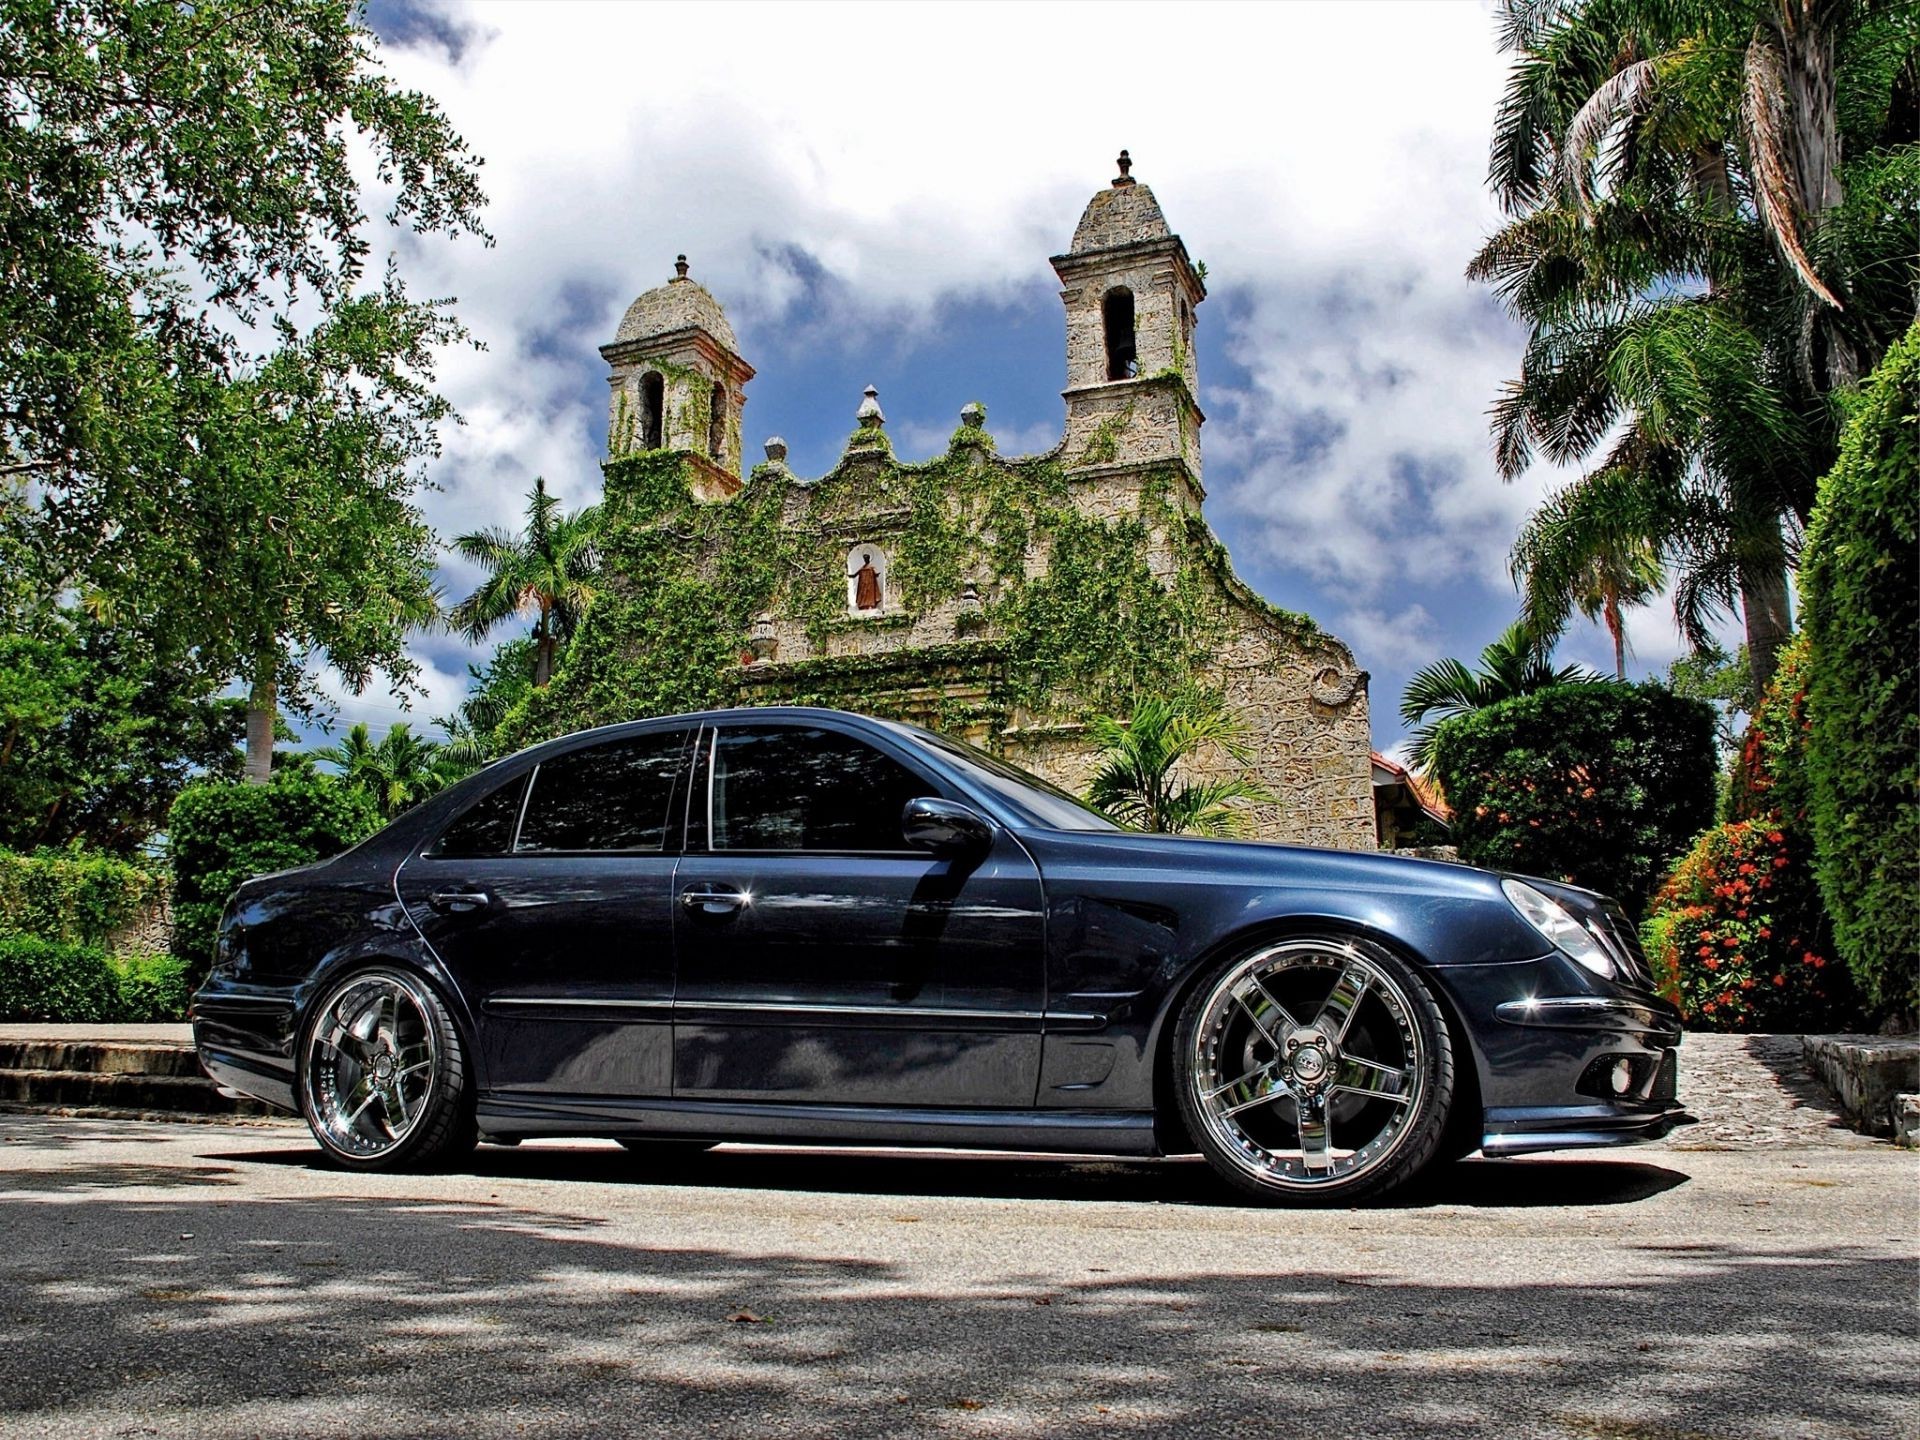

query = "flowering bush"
[1643,819,1858,1032]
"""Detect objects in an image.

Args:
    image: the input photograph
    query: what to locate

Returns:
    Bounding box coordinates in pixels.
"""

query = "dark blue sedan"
[192,707,1691,1204]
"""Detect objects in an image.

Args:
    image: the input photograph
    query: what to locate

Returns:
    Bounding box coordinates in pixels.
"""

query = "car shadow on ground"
[200,1138,1691,1210]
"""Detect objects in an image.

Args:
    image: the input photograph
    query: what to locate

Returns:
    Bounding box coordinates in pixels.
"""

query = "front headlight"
[1501,878,1615,978]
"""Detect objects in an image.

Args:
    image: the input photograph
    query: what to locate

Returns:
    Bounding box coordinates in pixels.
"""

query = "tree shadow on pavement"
[0,1176,1908,1440]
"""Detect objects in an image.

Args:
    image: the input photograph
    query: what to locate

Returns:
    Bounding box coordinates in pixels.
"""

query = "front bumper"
[1435,955,1695,1159]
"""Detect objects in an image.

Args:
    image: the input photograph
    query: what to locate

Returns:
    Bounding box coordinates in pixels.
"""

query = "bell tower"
[1052,152,1207,490]
[601,255,754,501]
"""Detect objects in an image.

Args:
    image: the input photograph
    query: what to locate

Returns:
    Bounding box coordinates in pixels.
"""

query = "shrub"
[0,848,167,951]
[110,952,192,1022]
[1725,637,1813,826]
[1431,683,1718,917]
[167,775,380,984]
[0,937,123,1022]
[1800,321,1920,1016]
[1643,820,1858,1031]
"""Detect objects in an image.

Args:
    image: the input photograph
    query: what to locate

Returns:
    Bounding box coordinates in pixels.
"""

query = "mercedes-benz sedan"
[192,707,1691,1204]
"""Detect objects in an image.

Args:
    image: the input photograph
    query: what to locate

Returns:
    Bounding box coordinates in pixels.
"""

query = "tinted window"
[887,723,1121,832]
[711,726,929,852]
[517,729,690,853]
[431,775,529,858]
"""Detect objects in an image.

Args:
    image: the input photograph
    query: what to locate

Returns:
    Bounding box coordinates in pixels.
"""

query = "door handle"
[429,890,493,913]
[679,886,748,917]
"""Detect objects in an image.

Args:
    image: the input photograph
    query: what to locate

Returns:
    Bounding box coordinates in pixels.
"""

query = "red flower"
[1703,957,1720,971]
[1773,856,1789,869]
[1773,974,1786,988]
[1767,831,1784,845]
[1738,863,1756,876]
[1756,927,1771,940]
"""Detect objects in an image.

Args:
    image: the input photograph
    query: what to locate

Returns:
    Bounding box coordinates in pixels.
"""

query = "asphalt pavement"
[0,1103,1913,1440]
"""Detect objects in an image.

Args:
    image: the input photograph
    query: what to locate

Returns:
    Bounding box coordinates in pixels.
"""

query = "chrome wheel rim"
[1190,940,1426,1190]
[303,972,437,1159]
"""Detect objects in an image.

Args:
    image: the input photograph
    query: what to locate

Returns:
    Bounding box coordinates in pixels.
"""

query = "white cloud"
[1333,604,1446,672]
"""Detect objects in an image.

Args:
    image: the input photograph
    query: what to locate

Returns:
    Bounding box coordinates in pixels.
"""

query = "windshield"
[885,723,1121,832]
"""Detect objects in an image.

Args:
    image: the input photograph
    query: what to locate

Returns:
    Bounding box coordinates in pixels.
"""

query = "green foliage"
[448,477,603,688]
[499,442,1321,752]
[0,937,122,1023]
[0,848,166,952]
[1642,820,1858,1032]
[437,637,536,767]
[1085,696,1275,837]
[1801,322,1920,1014]
[1726,636,1813,827]
[1432,683,1718,917]
[1400,622,1603,772]
[1663,643,1752,757]
[0,938,188,1022]
[313,721,466,820]
[166,774,380,982]
[0,607,242,853]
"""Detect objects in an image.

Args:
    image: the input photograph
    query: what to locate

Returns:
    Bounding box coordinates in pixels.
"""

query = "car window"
[710,726,930,852]
[516,729,691,853]
[884,722,1122,832]
[430,774,530,858]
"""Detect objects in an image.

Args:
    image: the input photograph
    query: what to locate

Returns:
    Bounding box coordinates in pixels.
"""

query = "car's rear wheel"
[1174,935,1452,1205]
[298,966,476,1171]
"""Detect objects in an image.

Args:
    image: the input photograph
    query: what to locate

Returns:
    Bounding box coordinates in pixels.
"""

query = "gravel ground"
[0,1035,1912,1440]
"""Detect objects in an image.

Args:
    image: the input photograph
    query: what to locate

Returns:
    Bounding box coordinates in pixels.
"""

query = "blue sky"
[325,0,1736,758]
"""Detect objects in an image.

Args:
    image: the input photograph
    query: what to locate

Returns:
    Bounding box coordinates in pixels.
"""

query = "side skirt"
[477,1092,1161,1156]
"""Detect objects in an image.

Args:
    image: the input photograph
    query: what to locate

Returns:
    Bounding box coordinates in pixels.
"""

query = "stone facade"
[571,157,1376,849]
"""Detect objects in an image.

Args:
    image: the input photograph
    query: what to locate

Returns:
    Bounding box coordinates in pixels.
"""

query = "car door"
[671,719,1047,1109]
[396,725,693,1098]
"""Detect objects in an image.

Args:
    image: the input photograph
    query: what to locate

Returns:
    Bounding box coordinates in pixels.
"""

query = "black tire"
[296,965,477,1172]
[1173,934,1453,1205]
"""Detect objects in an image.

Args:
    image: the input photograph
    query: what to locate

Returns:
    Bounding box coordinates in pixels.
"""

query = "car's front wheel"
[1174,935,1453,1205]
[297,966,476,1171]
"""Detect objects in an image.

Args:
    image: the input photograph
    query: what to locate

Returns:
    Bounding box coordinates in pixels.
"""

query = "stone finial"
[959,401,986,429]
[763,436,788,463]
[856,384,885,429]
[673,254,690,280]
[1113,149,1134,187]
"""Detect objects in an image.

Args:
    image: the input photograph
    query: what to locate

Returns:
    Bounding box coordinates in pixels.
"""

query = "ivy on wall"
[499,416,1322,751]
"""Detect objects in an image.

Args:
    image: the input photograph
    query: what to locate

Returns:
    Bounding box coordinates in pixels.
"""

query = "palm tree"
[1400,623,1603,773]
[1085,697,1276,838]
[448,478,602,687]
[1476,0,1917,697]
[1511,475,1667,678]
[314,721,456,820]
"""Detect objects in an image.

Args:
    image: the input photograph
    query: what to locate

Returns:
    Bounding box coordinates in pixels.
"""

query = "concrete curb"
[1800,1034,1920,1145]
[0,1033,279,1120]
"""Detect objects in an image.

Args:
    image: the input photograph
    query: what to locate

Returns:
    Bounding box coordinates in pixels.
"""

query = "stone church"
[523,154,1376,849]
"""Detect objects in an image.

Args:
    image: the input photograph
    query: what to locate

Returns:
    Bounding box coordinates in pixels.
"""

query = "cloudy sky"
[332,0,1722,756]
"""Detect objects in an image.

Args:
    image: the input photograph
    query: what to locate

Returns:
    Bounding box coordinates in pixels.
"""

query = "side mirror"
[901,796,993,858]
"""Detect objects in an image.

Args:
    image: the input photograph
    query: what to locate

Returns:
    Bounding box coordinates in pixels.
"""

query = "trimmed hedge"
[0,849,167,951]
[1431,683,1718,917]
[0,938,191,1023]
[1800,321,1920,1016]
[167,775,380,984]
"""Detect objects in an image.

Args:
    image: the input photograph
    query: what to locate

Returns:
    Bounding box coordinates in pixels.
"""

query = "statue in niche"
[852,551,883,611]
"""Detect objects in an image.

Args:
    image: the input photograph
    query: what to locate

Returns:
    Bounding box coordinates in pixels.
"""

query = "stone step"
[0,1038,204,1077]
[0,1038,281,1119]
[1801,1034,1920,1141]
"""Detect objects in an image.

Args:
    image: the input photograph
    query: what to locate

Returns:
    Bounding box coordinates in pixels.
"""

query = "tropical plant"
[1400,622,1603,773]
[436,637,537,767]
[313,722,466,821]
[1474,0,1918,698]
[1085,697,1275,838]
[449,480,604,688]
[1511,490,1665,678]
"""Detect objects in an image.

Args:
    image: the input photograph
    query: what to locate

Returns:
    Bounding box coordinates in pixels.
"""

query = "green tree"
[1474,0,1917,697]
[448,478,604,688]
[1085,697,1275,838]
[0,0,488,779]
[1400,622,1603,773]
[1511,488,1665,677]
[436,636,536,767]
[313,720,460,821]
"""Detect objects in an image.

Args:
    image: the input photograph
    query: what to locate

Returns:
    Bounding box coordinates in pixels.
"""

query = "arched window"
[1102,288,1137,381]
[708,381,727,461]
[639,372,664,450]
